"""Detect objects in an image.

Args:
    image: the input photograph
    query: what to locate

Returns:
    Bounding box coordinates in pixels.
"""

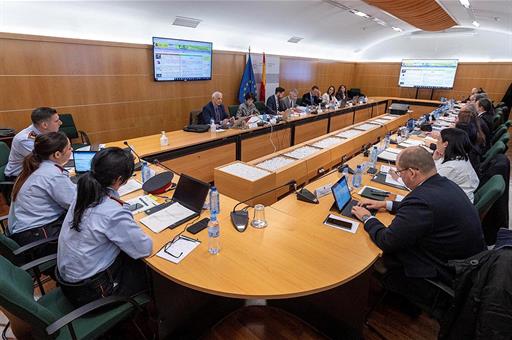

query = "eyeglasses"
[392,167,418,178]
[164,232,200,259]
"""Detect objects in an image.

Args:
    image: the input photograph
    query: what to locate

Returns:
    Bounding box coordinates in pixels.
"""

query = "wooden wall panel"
[352,62,512,103]
[1,32,510,145]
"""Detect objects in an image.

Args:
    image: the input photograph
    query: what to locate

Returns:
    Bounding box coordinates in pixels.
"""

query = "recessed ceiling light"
[172,16,201,28]
[459,0,470,8]
[287,37,303,43]
[472,20,480,27]
[350,10,370,18]
[392,27,403,32]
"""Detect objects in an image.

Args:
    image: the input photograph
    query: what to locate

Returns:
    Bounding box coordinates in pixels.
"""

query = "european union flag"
[238,54,257,104]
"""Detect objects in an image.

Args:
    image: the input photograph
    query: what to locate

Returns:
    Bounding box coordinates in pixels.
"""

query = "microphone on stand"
[151,159,181,176]
[231,180,296,233]
[123,141,142,171]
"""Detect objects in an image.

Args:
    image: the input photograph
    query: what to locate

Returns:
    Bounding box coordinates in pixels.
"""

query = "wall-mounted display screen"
[153,37,212,81]
[398,59,458,88]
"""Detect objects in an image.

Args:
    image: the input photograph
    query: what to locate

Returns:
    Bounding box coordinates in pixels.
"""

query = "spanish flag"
[259,52,266,102]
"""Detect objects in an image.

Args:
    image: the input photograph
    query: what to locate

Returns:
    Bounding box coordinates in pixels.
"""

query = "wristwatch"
[361,214,372,223]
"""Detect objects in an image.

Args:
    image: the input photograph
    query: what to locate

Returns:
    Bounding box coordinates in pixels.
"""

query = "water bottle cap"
[356,165,362,169]
[211,185,217,191]
[210,214,217,221]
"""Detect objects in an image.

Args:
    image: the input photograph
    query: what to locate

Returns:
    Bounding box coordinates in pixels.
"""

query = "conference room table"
[105,99,439,337]
[108,97,440,183]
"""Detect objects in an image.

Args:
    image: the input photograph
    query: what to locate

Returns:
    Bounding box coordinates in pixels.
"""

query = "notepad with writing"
[156,236,201,264]
[118,179,142,197]
[140,203,196,233]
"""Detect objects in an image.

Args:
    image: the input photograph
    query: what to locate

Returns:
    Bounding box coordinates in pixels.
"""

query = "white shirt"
[434,158,479,203]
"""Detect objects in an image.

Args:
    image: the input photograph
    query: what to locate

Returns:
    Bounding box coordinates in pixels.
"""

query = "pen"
[370,189,390,194]
[139,197,148,206]
[180,235,200,243]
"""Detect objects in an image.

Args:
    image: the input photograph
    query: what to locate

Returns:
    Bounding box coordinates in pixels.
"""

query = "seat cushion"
[38,289,150,340]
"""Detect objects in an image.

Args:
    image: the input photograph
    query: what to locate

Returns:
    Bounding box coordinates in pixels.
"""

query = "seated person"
[335,84,348,101]
[322,85,339,106]
[280,89,298,110]
[352,147,485,312]
[5,107,62,179]
[237,92,260,117]
[200,91,229,125]
[265,86,286,115]
[7,132,75,258]
[57,147,153,307]
[301,85,322,106]
[476,98,495,134]
[433,128,480,202]
[455,103,487,170]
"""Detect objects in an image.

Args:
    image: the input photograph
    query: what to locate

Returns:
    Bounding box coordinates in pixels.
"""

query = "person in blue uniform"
[57,147,153,307]
[5,107,63,178]
[7,131,75,258]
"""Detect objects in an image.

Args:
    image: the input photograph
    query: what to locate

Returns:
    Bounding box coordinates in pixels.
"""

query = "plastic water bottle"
[141,161,151,183]
[160,131,169,146]
[208,214,220,255]
[352,165,362,188]
[342,166,351,189]
[384,132,391,149]
[210,119,216,133]
[369,146,378,167]
[209,186,220,214]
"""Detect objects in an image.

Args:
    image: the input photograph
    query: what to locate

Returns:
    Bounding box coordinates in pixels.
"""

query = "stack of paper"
[118,179,142,197]
[140,203,195,233]
[336,130,361,139]
[378,148,401,162]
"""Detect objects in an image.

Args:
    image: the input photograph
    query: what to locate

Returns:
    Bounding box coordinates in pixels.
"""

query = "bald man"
[352,147,485,312]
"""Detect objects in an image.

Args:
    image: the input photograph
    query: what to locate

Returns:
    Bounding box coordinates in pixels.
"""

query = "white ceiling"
[0,0,511,61]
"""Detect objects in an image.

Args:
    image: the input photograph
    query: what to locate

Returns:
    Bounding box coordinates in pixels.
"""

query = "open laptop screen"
[172,174,210,213]
[331,176,352,212]
[73,151,96,173]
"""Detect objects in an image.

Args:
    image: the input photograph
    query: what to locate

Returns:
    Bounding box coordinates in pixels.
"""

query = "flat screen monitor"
[398,59,458,89]
[153,37,212,81]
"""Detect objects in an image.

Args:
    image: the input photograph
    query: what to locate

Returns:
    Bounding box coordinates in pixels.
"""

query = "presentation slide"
[153,37,212,81]
[398,59,458,88]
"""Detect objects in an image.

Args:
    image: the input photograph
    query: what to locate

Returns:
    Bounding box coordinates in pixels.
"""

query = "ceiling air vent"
[172,16,201,28]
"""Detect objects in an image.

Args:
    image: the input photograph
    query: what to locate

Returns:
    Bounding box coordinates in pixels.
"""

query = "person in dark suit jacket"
[265,87,286,115]
[200,91,229,125]
[301,85,322,106]
[352,146,485,310]
[476,98,495,133]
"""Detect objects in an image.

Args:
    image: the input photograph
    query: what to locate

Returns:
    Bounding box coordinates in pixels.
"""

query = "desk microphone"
[231,180,296,233]
[123,141,142,171]
[151,159,181,176]
[294,164,342,205]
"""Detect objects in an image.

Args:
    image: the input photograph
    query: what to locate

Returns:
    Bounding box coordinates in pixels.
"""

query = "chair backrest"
[59,113,79,140]
[228,105,239,118]
[492,113,502,131]
[492,125,507,144]
[189,110,202,125]
[296,97,303,106]
[254,101,266,113]
[498,132,510,146]
[0,233,21,265]
[0,142,10,182]
[483,141,506,162]
[0,256,57,336]
[474,175,506,219]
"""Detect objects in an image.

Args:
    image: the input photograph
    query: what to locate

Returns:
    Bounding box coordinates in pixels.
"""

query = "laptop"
[142,174,210,230]
[71,151,97,183]
[330,176,376,219]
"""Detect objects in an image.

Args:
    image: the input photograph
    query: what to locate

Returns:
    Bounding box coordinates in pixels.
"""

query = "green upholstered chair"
[0,216,56,294]
[254,101,267,113]
[497,132,510,148]
[474,175,506,220]
[492,113,502,131]
[504,120,512,128]
[481,141,506,171]
[59,114,91,151]
[228,105,239,118]
[0,255,150,340]
[491,125,507,144]
[0,141,14,205]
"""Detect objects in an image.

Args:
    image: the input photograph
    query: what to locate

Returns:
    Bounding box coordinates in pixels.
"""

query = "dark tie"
[215,105,221,122]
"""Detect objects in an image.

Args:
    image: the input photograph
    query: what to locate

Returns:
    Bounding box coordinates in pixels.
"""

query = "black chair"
[254,101,267,113]
[189,110,202,125]
[348,88,364,99]
[228,105,239,118]
[59,114,91,150]
[0,142,14,205]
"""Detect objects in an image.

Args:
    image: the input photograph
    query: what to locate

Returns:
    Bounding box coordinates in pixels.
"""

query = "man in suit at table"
[352,146,485,315]
[280,89,298,110]
[301,85,322,106]
[265,86,286,115]
[200,91,229,125]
